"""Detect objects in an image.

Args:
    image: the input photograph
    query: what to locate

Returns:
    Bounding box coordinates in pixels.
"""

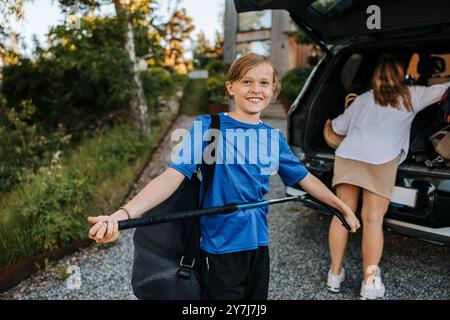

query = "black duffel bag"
[131,114,220,300]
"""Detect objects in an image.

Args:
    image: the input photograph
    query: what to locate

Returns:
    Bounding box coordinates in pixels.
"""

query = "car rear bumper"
[384,218,450,245]
[286,186,450,246]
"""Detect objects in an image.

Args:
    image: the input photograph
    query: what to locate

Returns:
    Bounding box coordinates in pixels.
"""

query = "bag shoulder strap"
[199,113,220,208]
[184,114,220,260]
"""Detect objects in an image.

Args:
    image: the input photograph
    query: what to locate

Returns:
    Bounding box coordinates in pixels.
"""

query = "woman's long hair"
[372,57,413,112]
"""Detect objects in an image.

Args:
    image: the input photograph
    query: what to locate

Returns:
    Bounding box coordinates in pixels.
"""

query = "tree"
[192,32,215,69]
[192,31,224,69]
[161,8,194,74]
[214,32,224,61]
[0,0,26,72]
[113,0,150,137]
[59,0,152,138]
[131,2,165,66]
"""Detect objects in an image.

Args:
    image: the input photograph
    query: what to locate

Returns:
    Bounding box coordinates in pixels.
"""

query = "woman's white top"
[332,82,450,165]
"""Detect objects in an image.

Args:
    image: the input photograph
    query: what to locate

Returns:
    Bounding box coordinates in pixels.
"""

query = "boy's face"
[226,62,275,115]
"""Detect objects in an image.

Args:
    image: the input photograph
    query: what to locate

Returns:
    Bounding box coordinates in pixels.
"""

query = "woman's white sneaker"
[326,267,345,293]
[360,267,385,300]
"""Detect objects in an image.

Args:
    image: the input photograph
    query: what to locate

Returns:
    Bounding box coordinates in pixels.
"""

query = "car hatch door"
[233,0,450,48]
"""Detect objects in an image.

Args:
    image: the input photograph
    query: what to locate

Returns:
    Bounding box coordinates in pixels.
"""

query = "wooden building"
[223,0,315,76]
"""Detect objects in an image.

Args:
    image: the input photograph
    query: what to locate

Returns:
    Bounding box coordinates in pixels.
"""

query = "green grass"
[0,113,177,268]
[180,78,208,116]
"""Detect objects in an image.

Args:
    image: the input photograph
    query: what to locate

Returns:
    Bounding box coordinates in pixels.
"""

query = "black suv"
[234,0,450,245]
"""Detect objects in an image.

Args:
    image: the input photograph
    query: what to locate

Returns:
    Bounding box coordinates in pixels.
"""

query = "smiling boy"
[88,53,360,300]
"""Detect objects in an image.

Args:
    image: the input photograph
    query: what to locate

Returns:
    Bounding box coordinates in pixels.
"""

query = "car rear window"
[341,53,363,91]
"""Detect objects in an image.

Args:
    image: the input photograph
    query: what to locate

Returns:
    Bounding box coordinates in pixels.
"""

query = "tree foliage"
[161,8,194,74]
[0,0,189,191]
[193,31,224,69]
[2,16,133,135]
[0,0,27,67]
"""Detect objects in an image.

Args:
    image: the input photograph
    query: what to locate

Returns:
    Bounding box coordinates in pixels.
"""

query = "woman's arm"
[88,167,185,243]
[331,98,357,136]
[298,173,360,232]
[414,81,450,112]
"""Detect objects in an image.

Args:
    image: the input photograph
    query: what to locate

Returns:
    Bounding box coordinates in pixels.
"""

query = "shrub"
[279,67,313,104]
[181,79,208,115]
[141,67,176,110]
[206,60,226,76]
[0,100,71,193]
[206,73,227,100]
[209,95,227,105]
[0,112,177,268]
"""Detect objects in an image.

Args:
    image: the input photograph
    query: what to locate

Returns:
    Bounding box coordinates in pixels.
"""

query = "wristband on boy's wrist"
[118,207,131,220]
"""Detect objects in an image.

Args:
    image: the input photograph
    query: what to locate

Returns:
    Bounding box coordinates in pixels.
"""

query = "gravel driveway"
[1,115,449,300]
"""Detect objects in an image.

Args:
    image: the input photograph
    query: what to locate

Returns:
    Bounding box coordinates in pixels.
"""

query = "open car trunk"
[304,38,450,178]
[234,0,450,49]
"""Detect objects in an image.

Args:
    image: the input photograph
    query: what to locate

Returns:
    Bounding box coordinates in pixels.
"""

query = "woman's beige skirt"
[332,156,399,200]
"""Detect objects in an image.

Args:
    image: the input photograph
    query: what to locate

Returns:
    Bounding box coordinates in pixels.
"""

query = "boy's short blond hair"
[227,53,281,99]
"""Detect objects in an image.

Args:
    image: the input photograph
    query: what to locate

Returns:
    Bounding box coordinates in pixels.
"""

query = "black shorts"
[200,246,269,300]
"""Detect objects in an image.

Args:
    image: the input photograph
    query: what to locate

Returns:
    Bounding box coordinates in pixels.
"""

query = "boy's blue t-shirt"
[169,113,308,254]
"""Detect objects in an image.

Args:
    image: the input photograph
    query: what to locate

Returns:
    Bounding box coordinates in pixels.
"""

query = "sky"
[11,0,224,57]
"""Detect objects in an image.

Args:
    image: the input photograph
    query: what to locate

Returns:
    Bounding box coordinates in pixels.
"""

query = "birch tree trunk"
[113,0,149,138]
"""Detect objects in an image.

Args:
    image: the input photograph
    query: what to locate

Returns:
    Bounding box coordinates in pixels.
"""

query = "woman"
[326,56,450,299]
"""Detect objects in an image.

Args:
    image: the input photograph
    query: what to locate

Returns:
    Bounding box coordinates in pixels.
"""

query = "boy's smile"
[226,62,276,115]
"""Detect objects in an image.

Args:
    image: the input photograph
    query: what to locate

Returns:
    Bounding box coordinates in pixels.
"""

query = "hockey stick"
[118,194,351,231]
